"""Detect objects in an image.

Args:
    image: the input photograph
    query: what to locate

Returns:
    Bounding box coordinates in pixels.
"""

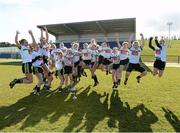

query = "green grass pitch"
[0,60,180,132]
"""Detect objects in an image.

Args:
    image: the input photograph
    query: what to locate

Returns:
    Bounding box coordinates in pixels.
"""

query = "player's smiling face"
[83,43,88,49]
[21,39,28,46]
[92,44,96,50]
[73,44,78,49]
[133,41,139,49]
[34,45,39,51]
[122,42,128,48]
[113,48,118,53]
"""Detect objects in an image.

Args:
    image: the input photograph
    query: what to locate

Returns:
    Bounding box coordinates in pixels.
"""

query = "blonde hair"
[122,41,129,46]
[113,47,118,50]
[73,42,79,48]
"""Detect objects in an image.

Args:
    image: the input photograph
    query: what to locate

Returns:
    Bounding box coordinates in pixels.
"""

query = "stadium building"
[37,18,136,48]
[0,18,136,59]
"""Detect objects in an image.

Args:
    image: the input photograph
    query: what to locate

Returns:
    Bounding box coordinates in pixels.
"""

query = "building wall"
[56,32,135,43]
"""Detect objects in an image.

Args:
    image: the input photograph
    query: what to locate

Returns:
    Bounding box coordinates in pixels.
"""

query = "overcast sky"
[0,0,180,43]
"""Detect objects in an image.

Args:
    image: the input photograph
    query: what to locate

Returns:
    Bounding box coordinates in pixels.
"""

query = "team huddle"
[9,27,167,96]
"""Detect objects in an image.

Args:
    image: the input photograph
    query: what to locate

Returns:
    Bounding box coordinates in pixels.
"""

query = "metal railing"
[141,55,180,64]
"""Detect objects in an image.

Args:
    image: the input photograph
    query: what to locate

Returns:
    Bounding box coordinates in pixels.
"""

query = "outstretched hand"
[43,26,47,31]
[28,30,33,35]
[16,30,20,34]
[140,33,144,37]
[149,37,153,40]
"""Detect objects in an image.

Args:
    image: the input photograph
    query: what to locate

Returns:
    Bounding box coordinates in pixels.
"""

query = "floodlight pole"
[167,22,173,48]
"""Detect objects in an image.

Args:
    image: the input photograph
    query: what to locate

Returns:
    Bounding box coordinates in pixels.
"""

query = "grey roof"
[37,18,136,36]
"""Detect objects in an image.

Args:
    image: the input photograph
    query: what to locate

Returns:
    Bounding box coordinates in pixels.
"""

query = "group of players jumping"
[9,27,167,96]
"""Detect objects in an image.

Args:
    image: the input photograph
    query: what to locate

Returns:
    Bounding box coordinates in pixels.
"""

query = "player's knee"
[153,72,157,76]
[27,77,33,83]
[143,71,147,75]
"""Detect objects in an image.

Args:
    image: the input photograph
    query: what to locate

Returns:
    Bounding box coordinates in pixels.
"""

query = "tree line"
[0,42,16,47]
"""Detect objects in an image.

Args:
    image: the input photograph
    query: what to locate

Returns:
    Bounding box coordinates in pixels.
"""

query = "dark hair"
[19,39,27,44]
[40,37,45,41]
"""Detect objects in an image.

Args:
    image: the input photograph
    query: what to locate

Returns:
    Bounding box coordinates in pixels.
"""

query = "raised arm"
[40,28,43,40]
[28,30,37,48]
[91,38,97,45]
[116,38,121,48]
[140,33,145,49]
[44,26,49,43]
[149,37,155,51]
[104,36,108,42]
[15,31,21,49]
[128,33,135,48]
[115,33,121,48]
[155,36,162,49]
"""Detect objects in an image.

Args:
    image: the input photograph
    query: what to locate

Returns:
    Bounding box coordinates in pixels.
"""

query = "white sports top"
[129,47,142,64]
[155,45,166,62]
[101,47,112,58]
[111,52,120,64]
[64,54,73,66]
[119,48,129,61]
[91,50,99,62]
[72,49,81,63]
[19,45,32,63]
[40,44,50,58]
[31,50,43,67]
[55,56,64,70]
[81,49,92,60]
[60,47,67,55]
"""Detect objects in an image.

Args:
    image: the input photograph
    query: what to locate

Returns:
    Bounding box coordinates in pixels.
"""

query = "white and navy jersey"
[155,45,166,62]
[91,50,99,62]
[31,50,43,67]
[81,49,92,60]
[129,47,142,64]
[64,54,73,66]
[55,56,64,70]
[19,45,32,63]
[40,44,50,58]
[101,47,112,58]
[119,48,129,61]
[111,52,120,64]
[72,49,81,63]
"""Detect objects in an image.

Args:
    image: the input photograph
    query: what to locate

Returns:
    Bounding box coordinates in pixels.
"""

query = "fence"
[141,55,180,64]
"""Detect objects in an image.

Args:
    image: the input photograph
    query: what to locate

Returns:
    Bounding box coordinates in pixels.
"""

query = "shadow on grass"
[63,86,108,132]
[162,107,180,132]
[0,87,158,132]
[0,61,21,66]
[63,90,158,132]
[107,90,158,132]
[0,88,71,131]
